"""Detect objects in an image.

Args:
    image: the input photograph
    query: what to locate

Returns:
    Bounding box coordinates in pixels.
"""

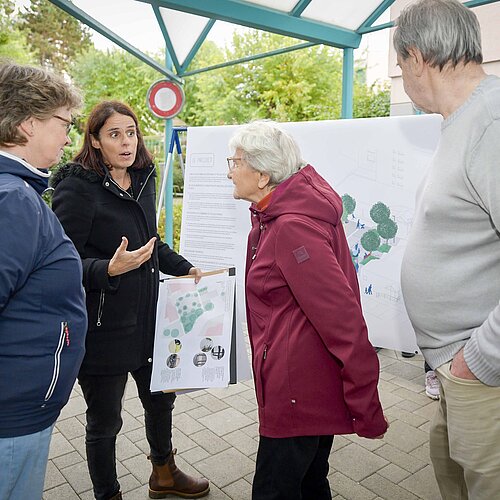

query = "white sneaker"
[425,370,440,400]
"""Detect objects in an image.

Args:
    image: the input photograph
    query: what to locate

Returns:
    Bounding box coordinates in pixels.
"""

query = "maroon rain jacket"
[245,165,387,439]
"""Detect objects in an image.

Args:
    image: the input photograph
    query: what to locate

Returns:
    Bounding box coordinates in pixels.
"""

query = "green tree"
[19,0,92,71]
[354,82,390,118]
[370,201,391,224]
[0,0,34,63]
[377,218,398,243]
[360,229,380,254]
[71,47,164,134]
[181,30,389,126]
[341,193,356,222]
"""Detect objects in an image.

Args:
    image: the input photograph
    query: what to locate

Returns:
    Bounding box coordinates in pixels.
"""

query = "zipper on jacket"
[44,322,66,402]
[263,344,268,360]
[136,167,155,201]
[251,222,266,261]
[108,176,132,197]
[96,290,105,327]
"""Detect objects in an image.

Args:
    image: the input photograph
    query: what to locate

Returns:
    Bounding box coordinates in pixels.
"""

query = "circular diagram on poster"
[200,338,213,352]
[193,353,207,367]
[169,339,182,353]
[166,354,180,368]
[211,346,225,360]
[147,79,185,119]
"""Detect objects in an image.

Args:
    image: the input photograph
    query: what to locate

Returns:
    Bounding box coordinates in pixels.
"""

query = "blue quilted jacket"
[0,152,87,437]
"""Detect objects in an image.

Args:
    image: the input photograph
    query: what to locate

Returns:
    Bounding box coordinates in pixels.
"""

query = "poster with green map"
[150,270,236,392]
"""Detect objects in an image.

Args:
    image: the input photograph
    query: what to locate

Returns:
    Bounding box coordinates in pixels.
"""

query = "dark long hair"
[74,101,153,176]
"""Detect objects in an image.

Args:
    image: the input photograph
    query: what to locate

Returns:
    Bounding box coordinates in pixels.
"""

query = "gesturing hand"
[108,236,156,277]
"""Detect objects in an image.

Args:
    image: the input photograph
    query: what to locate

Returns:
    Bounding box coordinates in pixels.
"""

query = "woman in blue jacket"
[0,63,87,500]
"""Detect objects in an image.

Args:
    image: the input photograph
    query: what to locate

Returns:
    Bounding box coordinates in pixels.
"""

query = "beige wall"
[389,1,500,115]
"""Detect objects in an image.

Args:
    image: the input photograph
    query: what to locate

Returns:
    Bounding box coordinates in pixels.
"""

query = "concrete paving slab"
[400,465,441,500]
[332,442,389,482]
[195,448,255,489]
[43,350,446,499]
[329,471,377,500]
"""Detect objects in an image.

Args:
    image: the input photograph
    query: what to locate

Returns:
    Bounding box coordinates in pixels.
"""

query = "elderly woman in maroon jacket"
[227,121,388,500]
[51,101,209,500]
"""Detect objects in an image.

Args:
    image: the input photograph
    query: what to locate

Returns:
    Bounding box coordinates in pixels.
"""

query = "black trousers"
[252,435,334,500]
[78,364,176,500]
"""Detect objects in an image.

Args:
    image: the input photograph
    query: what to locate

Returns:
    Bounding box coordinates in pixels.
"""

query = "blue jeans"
[0,424,54,500]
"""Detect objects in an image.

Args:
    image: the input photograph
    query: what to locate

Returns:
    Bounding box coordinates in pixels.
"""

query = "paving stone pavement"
[43,349,442,500]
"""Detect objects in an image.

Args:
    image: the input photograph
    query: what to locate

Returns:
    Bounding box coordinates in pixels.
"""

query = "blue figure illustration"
[367,284,373,295]
[352,243,360,258]
[351,213,356,220]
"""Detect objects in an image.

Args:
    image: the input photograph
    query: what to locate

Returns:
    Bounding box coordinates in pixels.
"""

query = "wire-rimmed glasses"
[53,114,75,134]
[226,157,242,172]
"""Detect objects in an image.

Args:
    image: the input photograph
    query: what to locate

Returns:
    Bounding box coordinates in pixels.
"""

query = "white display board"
[180,115,442,352]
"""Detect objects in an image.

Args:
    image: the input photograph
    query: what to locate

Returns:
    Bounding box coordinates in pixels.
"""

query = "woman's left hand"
[188,267,202,284]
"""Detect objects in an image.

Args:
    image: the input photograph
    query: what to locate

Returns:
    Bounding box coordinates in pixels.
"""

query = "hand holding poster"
[150,269,236,392]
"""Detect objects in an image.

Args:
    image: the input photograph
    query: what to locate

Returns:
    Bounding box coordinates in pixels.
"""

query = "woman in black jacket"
[51,101,209,500]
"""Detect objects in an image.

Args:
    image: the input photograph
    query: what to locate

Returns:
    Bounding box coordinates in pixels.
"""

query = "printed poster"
[150,270,236,392]
[180,116,443,352]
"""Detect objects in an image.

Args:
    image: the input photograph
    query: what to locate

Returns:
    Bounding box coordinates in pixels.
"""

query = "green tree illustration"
[377,218,398,243]
[370,202,391,224]
[341,193,356,222]
[360,230,381,254]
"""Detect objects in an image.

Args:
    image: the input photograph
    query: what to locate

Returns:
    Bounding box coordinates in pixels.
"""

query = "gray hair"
[394,0,483,70]
[228,120,306,185]
[0,61,82,147]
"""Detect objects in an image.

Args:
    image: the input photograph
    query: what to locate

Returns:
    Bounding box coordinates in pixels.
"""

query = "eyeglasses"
[53,114,74,134]
[227,157,242,171]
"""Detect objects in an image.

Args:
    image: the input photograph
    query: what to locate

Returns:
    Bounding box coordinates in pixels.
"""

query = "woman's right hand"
[108,236,156,276]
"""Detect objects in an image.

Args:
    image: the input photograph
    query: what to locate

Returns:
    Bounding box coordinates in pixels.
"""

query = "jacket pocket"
[256,343,268,408]
[87,272,141,332]
[44,321,67,402]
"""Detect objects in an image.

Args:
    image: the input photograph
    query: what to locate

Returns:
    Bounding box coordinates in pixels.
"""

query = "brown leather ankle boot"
[148,449,210,499]
[108,492,122,500]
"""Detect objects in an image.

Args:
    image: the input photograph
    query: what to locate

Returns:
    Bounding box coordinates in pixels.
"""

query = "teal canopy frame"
[48,0,500,243]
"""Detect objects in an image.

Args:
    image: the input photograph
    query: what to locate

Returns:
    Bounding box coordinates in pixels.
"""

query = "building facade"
[389,0,500,116]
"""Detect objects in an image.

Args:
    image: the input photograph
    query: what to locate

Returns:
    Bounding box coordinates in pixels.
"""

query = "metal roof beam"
[358,0,498,33]
[358,21,394,35]
[358,0,396,31]
[181,41,316,77]
[47,0,182,83]
[464,0,499,6]
[136,0,361,49]
[290,0,313,17]
[151,2,182,73]
[180,19,216,73]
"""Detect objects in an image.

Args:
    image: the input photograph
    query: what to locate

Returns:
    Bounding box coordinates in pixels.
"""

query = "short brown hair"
[0,61,82,146]
[74,101,153,176]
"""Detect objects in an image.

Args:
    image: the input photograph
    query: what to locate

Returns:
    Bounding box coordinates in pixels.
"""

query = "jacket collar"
[0,150,49,194]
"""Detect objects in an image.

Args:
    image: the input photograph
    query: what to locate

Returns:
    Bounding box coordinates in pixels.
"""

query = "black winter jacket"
[51,162,193,375]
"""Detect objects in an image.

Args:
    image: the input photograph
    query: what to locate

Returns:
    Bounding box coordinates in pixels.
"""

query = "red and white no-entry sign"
[147,79,185,119]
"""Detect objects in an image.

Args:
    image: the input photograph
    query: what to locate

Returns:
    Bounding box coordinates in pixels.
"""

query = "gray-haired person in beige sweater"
[396,1,500,499]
